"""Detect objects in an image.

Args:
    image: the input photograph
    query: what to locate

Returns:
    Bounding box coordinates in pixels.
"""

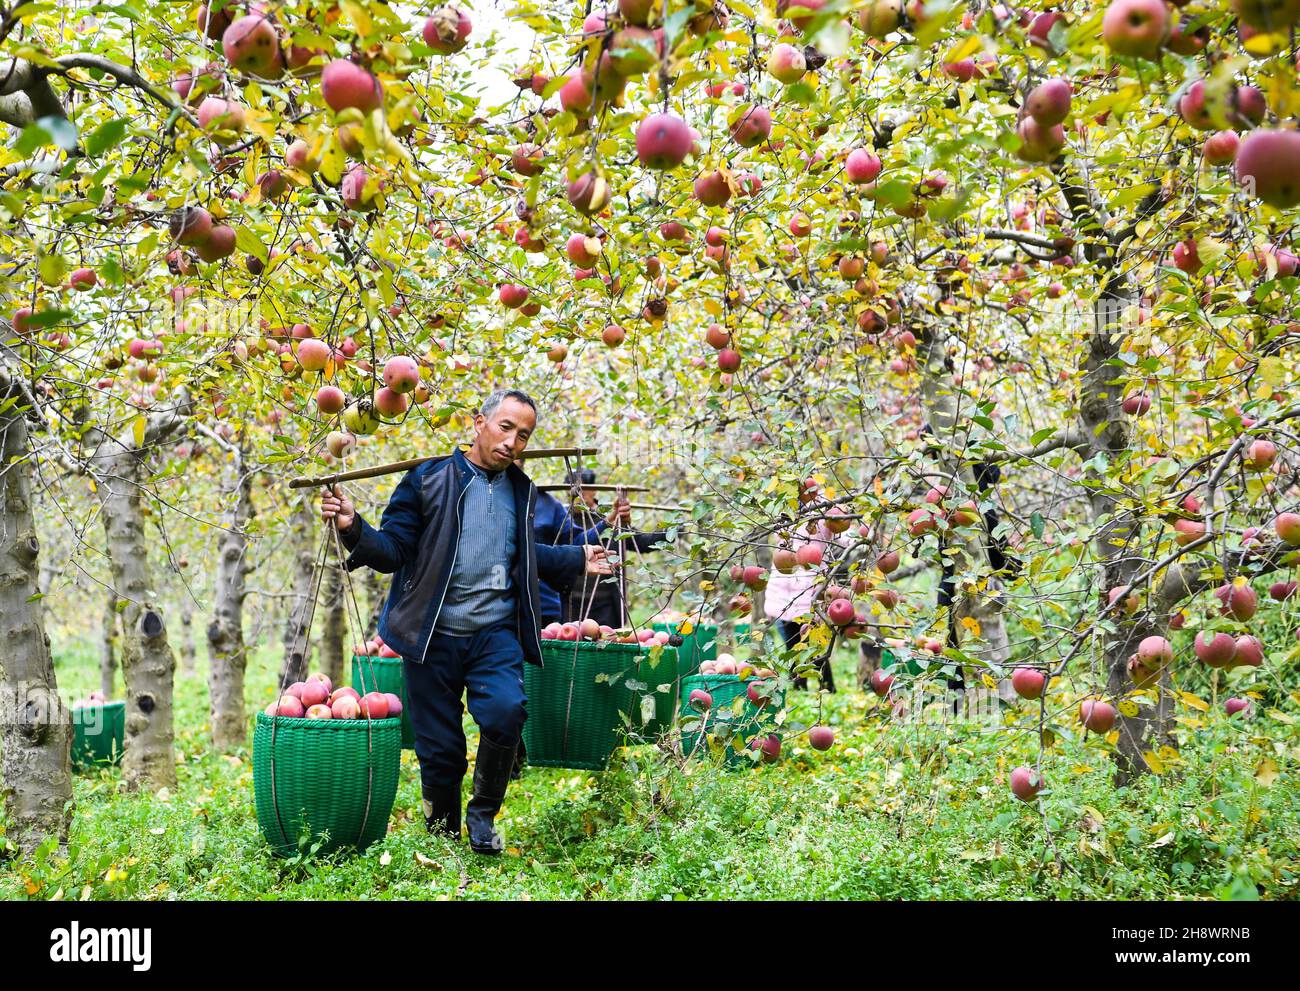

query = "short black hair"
[566,468,596,485]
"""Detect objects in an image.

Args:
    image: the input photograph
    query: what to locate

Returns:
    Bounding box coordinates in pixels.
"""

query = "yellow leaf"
[1083,805,1106,825]
[340,0,372,35]
[960,616,980,636]
[1255,757,1279,787]
[1118,699,1140,718]
[132,415,146,449]
[1177,691,1209,712]
[943,33,984,64]
[1142,751,1165,774]
[679,620,694,635]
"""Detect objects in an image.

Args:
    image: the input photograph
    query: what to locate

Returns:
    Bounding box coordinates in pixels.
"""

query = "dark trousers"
[404,623,527,792]
[779,619,835,693]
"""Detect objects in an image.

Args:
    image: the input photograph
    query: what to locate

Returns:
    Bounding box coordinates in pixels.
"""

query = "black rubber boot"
[510,737,527,781]
[467,735,517,856]
[422,782,462,840]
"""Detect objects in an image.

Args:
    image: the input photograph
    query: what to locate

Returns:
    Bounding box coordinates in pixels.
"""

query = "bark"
[178,596,196,678]
[1053,159,1171,785]
[0,344,73,852]
[82,391,191,792]
[317,563,347,688]
[915,324,1012,680]
[280,496,318,690]
[99,587,119,698]
[206,448,252,750]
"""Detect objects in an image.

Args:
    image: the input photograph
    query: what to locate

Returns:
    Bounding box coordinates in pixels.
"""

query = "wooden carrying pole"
[537,483,650,493]
[288,446,598,489]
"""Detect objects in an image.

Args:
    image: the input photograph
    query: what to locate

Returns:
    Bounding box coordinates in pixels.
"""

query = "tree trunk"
[99,587,119,698]
[83,393,190,792]
[915,323,1012,686]
[0,347,74,852]
[206,449,252,750]
[178,596,196,678]
[280,496,318,691]
[317,562,347,688]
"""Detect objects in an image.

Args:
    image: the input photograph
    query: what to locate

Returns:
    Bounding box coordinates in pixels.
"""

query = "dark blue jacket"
[533,491,608,623]
[339,449,586,666]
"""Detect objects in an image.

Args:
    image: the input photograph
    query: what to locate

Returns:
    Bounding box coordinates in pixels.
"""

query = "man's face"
[472,397,536,470]
[580,487,598,510]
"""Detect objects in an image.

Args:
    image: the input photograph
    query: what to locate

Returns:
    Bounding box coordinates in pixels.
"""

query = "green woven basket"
[252,712,401,857]
[350,655,414,749]
[630,645,678,738]
[523,640,642,771]
[652,621,718,679]
[71,701,125,771]
[678,674,782,769]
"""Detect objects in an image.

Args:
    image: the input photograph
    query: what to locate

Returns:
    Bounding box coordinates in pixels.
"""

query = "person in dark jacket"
[533,471,625,626]
[320,389,611,855]
[563,473,669,629]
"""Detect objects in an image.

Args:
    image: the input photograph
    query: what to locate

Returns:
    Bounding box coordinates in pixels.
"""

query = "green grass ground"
[3,630,1298,900]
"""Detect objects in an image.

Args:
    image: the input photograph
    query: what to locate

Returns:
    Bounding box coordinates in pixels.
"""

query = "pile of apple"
[71,690,110,709]
[697,653,775,679]
[352,633,401,658]
[540,618,673,647]
[264,671,402,721]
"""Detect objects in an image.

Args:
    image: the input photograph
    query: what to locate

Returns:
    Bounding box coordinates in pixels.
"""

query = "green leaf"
[235,225,268,261]
[1030,511,1045,539]
[83,118,126,158]
[37,115,78,152]
[37,253,66,287]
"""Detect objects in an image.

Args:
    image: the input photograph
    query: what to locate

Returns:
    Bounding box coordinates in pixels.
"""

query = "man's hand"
[584,544,614,575]
[320,484,355,532]
[605,496,632,528]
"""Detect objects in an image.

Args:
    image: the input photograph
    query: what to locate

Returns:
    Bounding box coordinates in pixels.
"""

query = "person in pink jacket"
[763,521,849,692]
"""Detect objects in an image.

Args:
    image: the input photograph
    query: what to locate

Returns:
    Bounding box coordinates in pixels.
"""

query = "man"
[533,469,629,627]
[563,470,668,629]
[319,389,611,855]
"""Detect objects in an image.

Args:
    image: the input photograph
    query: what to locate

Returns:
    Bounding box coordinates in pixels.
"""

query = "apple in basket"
[383,693,403,717]
[89,690,107,703]
[267,695,305,718]
[359,692,390,719]
[307,672,333,695]
[330,686,361,705]
[637,629,655,643]
[299,680,329,707]
[541,622,562,639]
[580,618,601,640]
[699,661,717,674]
[306,704,333,719]
[558,623,580,641]
[331,695,361,719]
[285,681,308,699]
[600,625,615,639]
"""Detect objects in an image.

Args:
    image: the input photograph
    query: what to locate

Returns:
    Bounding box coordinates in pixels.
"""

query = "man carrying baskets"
[319,389,612,855]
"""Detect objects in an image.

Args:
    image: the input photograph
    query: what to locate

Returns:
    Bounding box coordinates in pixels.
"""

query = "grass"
[3,625,1299,901]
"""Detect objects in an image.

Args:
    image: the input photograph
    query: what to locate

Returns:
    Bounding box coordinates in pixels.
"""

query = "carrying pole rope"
[329,504,380,847]
[268,521,333,850]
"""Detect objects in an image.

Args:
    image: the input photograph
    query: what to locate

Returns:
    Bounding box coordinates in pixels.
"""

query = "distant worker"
[532,468,631,627]
[763,520,847,693]
[564,470,669,630]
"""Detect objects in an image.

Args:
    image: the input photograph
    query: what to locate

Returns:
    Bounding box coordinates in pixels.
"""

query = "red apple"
[1011,667,1046,700]
[1009,766,1042,802]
